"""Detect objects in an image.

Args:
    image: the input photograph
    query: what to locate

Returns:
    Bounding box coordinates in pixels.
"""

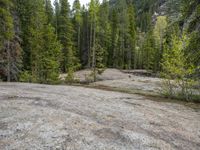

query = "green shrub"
[19,71,32,82]
[161,34,199,101]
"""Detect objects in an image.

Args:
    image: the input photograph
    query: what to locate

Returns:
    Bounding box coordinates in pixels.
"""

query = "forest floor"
[0,82,200,150]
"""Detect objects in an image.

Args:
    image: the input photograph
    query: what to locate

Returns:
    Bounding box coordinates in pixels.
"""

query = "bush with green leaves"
[19,71,32,82]
[161,34,199,101]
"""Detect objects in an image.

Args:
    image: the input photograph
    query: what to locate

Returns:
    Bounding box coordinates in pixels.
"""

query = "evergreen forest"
[0,0,200,100]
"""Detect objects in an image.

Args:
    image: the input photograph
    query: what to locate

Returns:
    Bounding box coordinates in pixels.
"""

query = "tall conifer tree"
[72,0,82,61]
[58,0,77,81]
[45,0,54,24]
[0,0,23,81]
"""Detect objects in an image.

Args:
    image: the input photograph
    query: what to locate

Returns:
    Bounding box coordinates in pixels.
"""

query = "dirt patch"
[0,95,42,101]
[94,128,122,140]
[124,101,142,107]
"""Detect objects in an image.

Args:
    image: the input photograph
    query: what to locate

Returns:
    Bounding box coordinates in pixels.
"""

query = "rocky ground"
[60,69,163,95]
[0,82,200,150]
[60,69,199,97]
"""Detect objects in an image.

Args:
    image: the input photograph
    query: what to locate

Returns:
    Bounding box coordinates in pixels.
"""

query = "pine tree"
[8,0,23,81]
[135,30,146,69]
[136,0,157,32]
[88,0,101,81]
[0,0,14,47]
[185,32,200,68]
[17,0,61,83]
[78,5,90,66]
[117,0,129,69]
[45,0,54,24]
[88,0,99,68]
[98,0,111,66]
[127,3,136,69]
[110,9,119,68]
[153,16,167,71]
[16,0,34,71]
[26,0,46,82]
[58,0,77,81]
[53,0,60,35]
[58,0,73,73]
[143,29,156,71]
[110,0,136,69]
[41,25,62,83]
[161,34,195,100]
[95,40,105,73]
[0,0,14,81]
[72,0,82,62]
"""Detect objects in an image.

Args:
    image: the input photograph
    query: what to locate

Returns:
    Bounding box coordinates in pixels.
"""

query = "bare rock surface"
[60,69,162,94]
[95,76,162,94]
[60,69,128,82]
[0,83,200,150]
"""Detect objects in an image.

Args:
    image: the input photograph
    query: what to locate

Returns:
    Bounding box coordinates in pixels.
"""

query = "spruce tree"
[117,0,129,69]
[18,0,62,83]
[79,5,89,66]
[153,16,167,71]
[161,34,195,100]
[72,0,82,62]
[53,0,60,36]
[41,25,62,83]
[89,0,101,81]
[0,0,14,47]
[127,3,136,69]
[27,0,46,82]
[95,40,105,73]
[0,0,23,81]
[110,0,134,69]
[16,0,34,71]
[110,9,119,68]
[0,0,14,81]
[98,0,111,66]
[88,0,99,68]
[45,0,54,24]
[58,0,77,81]
[143,29,156,71]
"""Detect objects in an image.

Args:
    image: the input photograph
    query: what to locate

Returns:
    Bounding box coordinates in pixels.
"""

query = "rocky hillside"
[110,0,199,32]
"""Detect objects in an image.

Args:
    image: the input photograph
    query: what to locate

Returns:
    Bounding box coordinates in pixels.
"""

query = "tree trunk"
[78,25,81,56]
[7,41,11,82]
[92,22,96,82]
[88,22,93,68]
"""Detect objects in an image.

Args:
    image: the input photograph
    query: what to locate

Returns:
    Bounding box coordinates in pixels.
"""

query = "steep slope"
[110,0,199,32]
